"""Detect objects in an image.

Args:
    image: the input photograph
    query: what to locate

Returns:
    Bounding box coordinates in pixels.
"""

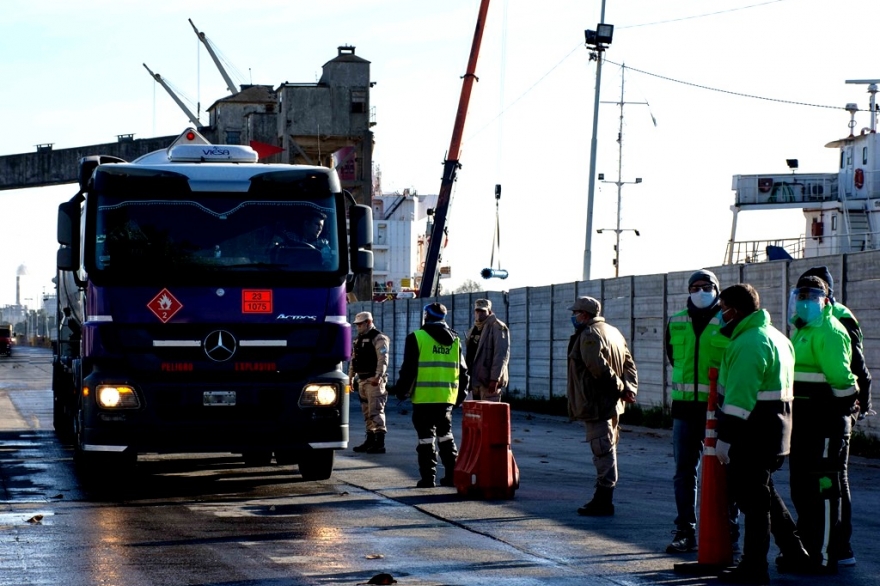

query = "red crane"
[418,0,492,298]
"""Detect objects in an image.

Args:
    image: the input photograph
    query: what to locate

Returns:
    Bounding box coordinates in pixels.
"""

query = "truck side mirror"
[57,247,76,272]
[57,200,78,246]
[57,198,82,276]
[348,204,373,274]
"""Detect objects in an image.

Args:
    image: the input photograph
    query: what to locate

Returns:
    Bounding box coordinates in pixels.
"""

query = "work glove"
[715,440,731,465]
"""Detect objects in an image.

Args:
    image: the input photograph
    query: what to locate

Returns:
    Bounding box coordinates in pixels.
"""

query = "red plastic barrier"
[454,401,520,499]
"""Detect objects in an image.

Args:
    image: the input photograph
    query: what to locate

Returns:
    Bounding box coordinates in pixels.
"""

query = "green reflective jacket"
[668,309,728,402]
[790,303,857,400]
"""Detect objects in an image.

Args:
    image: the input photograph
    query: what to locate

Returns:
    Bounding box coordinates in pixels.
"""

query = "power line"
[464,42,583,143]
[608,60,852,111]
[617,0,789,29]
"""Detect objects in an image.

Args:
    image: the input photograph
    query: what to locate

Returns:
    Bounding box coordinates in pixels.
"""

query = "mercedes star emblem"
[204,330,236,362]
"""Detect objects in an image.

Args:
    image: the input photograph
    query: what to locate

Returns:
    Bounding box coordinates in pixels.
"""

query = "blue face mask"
[796,299,823,324]
[571,316,581,328]
[719,308,735,331]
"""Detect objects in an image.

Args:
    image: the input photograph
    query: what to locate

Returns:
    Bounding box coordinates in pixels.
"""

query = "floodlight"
[596,24,614,44]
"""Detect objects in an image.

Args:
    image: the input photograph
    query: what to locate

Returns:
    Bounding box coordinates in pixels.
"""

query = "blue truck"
[53,128,373,481]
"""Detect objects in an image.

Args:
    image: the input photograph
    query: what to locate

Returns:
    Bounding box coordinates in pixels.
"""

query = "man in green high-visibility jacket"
[395,302,469,488]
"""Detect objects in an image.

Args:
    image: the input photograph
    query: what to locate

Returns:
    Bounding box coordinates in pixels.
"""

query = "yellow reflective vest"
[412,329,460,405]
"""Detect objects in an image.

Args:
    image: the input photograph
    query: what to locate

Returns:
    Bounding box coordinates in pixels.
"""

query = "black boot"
[416,443,437,487]
[366,431,386,454]
[577,485,615,516]
[437,439,458,486]
[352,431,375,453]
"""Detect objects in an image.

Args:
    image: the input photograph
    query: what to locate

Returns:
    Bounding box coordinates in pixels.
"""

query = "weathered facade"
[0,45,374,206]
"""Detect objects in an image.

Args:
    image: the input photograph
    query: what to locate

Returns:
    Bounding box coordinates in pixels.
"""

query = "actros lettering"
[275,314,318,322]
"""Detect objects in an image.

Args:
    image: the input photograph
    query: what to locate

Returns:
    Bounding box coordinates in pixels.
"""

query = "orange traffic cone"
[674,367,734,575]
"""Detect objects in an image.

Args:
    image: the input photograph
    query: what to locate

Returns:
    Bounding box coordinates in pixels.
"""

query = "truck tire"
[73,408,136,489]
[52,366,75,444]
[242,451,273,467]
[273,450,297,466]
[297,449,334,481]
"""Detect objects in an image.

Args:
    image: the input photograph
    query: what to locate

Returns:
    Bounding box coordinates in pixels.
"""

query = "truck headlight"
[96,385,141,409]
[300,383,338,407]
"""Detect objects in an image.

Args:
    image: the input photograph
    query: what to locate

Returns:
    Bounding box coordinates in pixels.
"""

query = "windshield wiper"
[222,262,288,269]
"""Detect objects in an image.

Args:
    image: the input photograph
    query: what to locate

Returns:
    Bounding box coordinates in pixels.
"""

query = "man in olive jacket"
[465,298,511,401]
[566,296,638,516]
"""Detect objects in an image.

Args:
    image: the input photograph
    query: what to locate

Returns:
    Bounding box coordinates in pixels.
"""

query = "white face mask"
[690,291,716,309]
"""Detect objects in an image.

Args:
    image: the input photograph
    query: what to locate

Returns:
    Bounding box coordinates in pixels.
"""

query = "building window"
[863,146,868,165]
[226,130,242,144]
[832,214,838,231]
[351,90,367,114]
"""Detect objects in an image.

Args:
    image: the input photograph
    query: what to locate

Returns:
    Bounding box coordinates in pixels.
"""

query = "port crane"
[418,0,492,298]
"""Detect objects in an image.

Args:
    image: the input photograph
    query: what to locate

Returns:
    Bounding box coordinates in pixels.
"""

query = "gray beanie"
[688,269,720,292]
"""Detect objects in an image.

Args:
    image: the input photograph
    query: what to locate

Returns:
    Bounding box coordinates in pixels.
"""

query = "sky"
[2,0,878,306]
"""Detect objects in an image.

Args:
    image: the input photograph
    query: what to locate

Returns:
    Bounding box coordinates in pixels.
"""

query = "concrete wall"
[349,250,880,438]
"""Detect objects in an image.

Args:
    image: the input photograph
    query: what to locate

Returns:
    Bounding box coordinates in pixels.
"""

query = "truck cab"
[53,128,373,481]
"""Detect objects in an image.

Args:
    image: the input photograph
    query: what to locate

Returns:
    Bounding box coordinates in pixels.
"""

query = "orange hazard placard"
[242,289,273,314]
[147,288,183,323]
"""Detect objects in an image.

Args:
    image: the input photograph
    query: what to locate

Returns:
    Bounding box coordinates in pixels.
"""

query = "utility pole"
[596,65,649,277]
[582,3,613,281]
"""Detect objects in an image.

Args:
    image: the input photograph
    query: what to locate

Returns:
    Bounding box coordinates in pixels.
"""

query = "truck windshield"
[89,169,341,278]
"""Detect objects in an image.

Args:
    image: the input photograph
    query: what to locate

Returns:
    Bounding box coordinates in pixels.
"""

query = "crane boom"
[418,0,491,298]
[189,18,239,95]
[143,63,201,127]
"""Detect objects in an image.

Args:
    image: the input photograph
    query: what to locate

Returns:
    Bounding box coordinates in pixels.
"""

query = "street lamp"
[582,11,613,281]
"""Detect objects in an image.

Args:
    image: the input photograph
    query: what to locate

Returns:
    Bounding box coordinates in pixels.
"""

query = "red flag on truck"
[249,140,284,159]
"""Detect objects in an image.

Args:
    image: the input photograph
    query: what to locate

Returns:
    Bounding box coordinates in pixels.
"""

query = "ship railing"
[724,237,805,264]
[725,230,879,264]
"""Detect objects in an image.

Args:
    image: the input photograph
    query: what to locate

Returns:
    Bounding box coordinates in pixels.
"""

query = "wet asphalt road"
[1,346,879,586]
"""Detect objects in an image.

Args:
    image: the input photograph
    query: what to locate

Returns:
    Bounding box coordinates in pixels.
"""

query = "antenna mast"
[845,78,880,132]
[596,65,648,277]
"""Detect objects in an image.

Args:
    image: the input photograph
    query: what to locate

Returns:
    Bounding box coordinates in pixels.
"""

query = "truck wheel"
[242,451,273,467]
[297,449,334,481]
[52,368,75,444]
[273,450,297,466]
[73,409,136,489]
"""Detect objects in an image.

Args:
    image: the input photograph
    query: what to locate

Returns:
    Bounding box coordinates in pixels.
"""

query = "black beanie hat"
[688,269,720,292]
[798,266,835,302]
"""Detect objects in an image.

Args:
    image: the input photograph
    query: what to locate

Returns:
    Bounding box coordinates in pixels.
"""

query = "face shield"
[788,287,827,324]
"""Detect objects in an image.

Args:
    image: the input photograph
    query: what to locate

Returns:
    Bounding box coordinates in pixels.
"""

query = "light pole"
[597,175,642,277]
[582,8,613,281]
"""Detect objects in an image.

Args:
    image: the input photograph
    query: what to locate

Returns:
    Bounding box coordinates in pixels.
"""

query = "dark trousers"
[789,399,850,569]
[673,413,740,538]
[412,403,457,482]
[727,453,786,570]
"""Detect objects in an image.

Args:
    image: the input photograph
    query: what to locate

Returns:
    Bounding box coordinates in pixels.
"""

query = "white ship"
[726,80,880,264]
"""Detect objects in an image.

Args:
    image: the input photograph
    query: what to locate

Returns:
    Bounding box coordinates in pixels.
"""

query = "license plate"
[203,391,236,406]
